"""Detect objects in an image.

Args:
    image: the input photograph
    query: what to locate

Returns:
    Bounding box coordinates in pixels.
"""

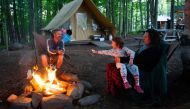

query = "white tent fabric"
[42,0,83,30]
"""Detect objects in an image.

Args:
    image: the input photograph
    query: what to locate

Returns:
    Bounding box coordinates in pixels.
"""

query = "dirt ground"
[0,40,190,109]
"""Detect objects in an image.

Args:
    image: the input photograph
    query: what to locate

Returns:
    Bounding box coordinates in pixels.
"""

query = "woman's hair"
[145,29,160,46]
[112,36,124,49]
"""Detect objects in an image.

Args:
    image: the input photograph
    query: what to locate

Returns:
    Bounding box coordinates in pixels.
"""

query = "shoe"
[134,85,144,93]
[123,82,132,90]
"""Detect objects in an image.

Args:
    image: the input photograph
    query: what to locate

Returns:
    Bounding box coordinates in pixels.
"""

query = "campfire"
[28,65,68,95]
[7,65,101,109]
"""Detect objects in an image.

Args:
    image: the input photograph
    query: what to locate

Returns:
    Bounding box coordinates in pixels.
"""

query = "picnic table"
[133,36,144,47]
[156,29,182,42]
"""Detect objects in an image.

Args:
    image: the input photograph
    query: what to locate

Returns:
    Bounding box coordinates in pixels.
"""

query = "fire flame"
[31,66,66,95]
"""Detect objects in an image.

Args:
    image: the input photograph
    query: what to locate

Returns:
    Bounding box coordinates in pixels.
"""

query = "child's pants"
[116,63,139,76]
[116,63,140,86]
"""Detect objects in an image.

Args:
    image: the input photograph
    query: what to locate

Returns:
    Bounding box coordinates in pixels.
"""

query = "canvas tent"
[42,0,116,41]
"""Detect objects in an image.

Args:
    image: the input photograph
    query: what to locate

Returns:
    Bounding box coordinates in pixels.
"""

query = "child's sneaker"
[123,82,132,90]
[134,85,144,93]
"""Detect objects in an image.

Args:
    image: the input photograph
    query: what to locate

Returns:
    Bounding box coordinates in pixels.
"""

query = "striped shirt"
[97,47,135,59]
[47,38,65,55]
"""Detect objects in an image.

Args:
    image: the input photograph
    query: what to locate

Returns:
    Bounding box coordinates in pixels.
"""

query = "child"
[61,29,72,43]
[92,37,143,93]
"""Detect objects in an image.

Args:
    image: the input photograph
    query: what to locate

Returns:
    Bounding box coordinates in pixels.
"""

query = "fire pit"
[28,65,68,96]
[7,65,101,109]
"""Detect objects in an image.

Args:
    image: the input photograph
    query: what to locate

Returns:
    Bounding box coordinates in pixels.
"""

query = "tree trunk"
[111,0,115,25]
[28,0,34,42]
[146,0,150,28]
[106,0,110,19]
[154,0,158,28]
[122,0,125,36]
[170,0,175,29]
[130,1,134,31]
[0,0,4,45]
[150,0,154,28]
[38,0,42,30]
[17,0,25,42]
[125,0,128,36]
[118,0,122,35]
[13,0,21,42]
[139,0,143,29]
[4,0,15,43]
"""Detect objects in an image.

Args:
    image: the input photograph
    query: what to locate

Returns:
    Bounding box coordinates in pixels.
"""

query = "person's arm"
[47,39,57,55]
[92,49,123,57]
[123,47,135,65]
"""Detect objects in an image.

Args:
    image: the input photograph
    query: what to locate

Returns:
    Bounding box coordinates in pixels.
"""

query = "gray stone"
[66,83,84,99]
[80,80,93,90]
[42,94,73,109]
[31,92,42,108]
[9,42,24,50]
[78,94,101,106]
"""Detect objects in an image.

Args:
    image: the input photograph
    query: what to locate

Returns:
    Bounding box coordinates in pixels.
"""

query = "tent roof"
[42,0,116,34]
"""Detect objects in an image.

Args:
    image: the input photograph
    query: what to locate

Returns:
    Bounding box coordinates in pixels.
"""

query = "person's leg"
[127,64,143,93]
[56,54,63,69]
[41,54,48,68]
[116,63,131,89]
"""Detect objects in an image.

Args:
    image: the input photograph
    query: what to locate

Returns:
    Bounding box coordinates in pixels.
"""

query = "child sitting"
[92,37,143,93]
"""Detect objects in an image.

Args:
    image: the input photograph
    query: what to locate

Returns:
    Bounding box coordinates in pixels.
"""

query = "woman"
[106,29,168,98]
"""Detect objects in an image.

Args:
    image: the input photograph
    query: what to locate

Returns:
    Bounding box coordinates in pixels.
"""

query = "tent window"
[92,20,98,31]
[76,13,87,30]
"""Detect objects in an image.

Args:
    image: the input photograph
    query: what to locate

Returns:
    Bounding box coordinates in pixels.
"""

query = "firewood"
[7,94,18,103]
[60,73,79,82]
[24,85,33,95]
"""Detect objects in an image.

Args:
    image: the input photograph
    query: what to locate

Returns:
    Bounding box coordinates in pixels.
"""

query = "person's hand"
[57,50,64,55]
[129,59,133,65]
[91,49,97,54]
[115,57,120,63]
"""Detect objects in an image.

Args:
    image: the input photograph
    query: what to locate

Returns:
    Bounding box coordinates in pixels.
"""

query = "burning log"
[24,85,33,95]
[60,73,79,82]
